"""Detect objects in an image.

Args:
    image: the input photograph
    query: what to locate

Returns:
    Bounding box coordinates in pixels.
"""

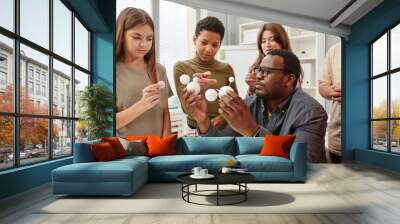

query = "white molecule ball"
[218,86,234,98]
[179,74,190,85]
[157,81,165,88]
[205,89,218,102]
[228,77,235,83]
[186,81,201,95]
[193,77,199,82]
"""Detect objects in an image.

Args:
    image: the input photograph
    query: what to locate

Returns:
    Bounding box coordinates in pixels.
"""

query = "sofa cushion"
[236,137,264,155]
[124,135,148,141]
[236,155,293,172]
[260,135,296,159]
[53,163,133,183]
[91,142,118,161]
[101,137,127,158]
[115,155,150,164]
[52,158,147,183]
[176,137,236,155]
[147,134,177,157]
[119,138,147,156]
[148,154,235,172]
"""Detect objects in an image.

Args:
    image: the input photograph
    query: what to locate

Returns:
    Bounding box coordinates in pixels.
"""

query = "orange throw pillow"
[146,134,177,157]
[91,142,117,161]
[260,135,296,159]
[125,135,148,141]
[101,137,126,158]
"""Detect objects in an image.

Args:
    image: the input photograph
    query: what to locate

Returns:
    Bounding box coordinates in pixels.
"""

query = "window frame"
[0,53,7,68]
[370,20,400,154]
[0,71,7,85]
[0,0,92,171]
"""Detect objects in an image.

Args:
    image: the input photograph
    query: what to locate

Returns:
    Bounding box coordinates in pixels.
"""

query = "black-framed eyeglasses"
[254,66,286,78]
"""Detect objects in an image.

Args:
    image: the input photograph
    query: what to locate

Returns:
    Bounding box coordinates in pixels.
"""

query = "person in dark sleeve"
[181,49,328,163]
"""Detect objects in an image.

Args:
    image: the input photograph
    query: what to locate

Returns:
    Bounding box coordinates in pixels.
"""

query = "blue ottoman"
[52,156,148,196]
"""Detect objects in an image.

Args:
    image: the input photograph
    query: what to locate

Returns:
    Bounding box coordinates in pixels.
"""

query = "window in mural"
[371,23,400,154]
[0,0,91,170]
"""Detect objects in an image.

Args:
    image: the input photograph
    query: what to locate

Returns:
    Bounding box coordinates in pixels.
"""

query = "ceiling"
[226,0,353,24]
[168,0,384,38]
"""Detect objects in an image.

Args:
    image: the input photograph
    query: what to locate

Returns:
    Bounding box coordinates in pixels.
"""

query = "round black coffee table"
[177,173,255,206]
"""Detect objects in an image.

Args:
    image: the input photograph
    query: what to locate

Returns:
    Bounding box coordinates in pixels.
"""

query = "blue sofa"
[52,137,307,196]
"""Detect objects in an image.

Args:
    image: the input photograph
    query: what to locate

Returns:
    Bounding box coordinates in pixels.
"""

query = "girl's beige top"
[116,62,173,136]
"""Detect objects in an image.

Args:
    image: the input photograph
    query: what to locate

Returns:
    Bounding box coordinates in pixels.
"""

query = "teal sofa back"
[74,137,304,162]
[73,140,100,163]
[176,137,236,155]
[235,137,264,155]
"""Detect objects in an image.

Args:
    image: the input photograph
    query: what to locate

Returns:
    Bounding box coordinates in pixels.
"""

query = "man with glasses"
[182,49,327,162]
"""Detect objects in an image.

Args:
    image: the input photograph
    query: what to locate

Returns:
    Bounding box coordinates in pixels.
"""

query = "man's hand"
[218,90,259,136]
[192,71,218,90]
[329,86,341,102]
[211,116,227,130]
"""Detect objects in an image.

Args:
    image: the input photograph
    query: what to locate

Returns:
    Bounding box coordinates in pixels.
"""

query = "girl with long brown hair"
[246,23,302,95]
[116,7,173,136]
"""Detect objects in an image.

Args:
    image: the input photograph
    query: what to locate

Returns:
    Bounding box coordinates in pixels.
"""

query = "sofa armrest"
[73,140,100,163]
[289,142,307,181]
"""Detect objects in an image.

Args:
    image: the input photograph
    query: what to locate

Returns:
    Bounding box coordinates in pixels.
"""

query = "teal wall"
[69,0,116,134]
[91,0,116,136]
[0,158,72,199]
[0,0,116,200]
[355,149,400,172]
[343,0,400,171]
[92,32,115,136]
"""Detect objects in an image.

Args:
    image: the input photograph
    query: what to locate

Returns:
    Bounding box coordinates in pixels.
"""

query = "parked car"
[30,150,42,158]
[8,150,32,160]
[54,149,62,156]
[7,153,13,161]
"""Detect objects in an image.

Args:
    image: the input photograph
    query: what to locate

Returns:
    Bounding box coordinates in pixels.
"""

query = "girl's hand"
[140,83,162,111]
[245,70,256,93]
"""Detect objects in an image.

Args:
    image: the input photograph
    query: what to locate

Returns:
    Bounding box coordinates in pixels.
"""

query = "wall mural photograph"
[114,0,344,164]
[1,1,400,223]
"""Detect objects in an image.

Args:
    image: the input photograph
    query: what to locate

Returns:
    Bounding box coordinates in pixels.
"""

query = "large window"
[371,23,400,153]
[0,0,91,170]
[0,0,14,32]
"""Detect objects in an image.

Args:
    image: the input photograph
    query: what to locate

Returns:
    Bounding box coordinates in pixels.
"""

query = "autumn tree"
[76,119,87,142]
[0,84,60,152]
[372,100,387,139]
[0,85,14,149]
[391,99,400,143]
[372,99,400,143]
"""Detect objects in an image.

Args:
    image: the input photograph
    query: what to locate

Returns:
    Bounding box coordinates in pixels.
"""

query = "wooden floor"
[1,162,400,224]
